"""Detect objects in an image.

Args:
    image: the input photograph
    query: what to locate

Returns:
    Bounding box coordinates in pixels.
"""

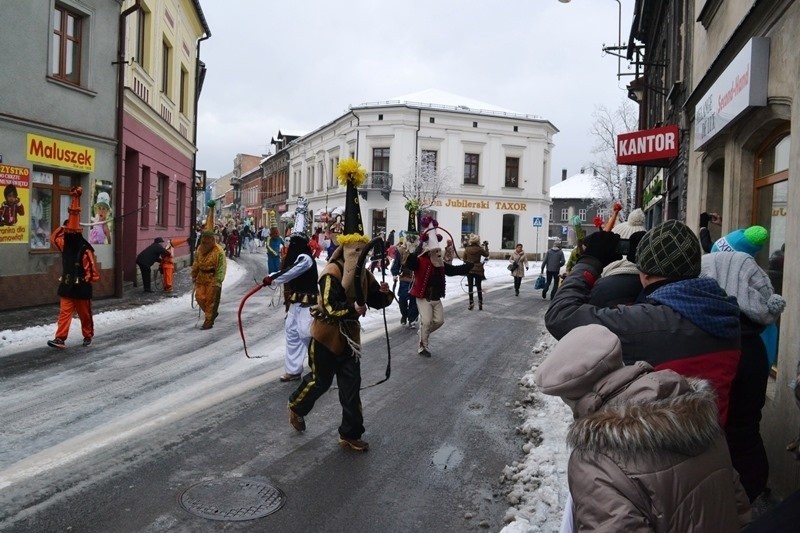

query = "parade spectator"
[508,243,529,296]
[136,237,169,293]
[227,228,239,258]
[540,240,565,300]
[47,188,100,349]
[698,211,723,253]
[266,211,284,273]
[159,237,188,294]
[701,250,786,501]
[545,220,742,427]
[443,238,456,265]
[462,234,489,310]
[536,324,751,531]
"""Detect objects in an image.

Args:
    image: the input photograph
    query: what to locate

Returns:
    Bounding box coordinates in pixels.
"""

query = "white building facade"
[285,91,557,257]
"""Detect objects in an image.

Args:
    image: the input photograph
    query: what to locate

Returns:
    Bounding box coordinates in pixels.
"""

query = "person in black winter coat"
[588,231,646,307]
[540,241,565,299]
[136,237,169,293]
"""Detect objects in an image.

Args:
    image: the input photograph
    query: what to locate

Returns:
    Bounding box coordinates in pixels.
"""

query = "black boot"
[468,296,474,310]
[478,299,483,311]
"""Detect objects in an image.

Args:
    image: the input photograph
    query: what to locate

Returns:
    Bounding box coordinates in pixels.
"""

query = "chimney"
[593,168,597,176]
[561,168,567,181]
[580,167,585,174]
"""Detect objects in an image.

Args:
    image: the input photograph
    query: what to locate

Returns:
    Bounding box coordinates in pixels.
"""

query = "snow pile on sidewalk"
[500,333,573,533]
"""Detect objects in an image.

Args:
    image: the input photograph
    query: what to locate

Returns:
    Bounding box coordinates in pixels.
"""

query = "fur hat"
[712,226,769,256]
[612,208,646,239]
[535,324,624,402]
[291,197,310,240]
[636,220,701,279]
[468,233,480,246]
[701,251,786,325]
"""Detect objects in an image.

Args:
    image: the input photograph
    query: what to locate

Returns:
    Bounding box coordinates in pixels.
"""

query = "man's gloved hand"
[582,231,622,267]
[699,212,710,228]
[262,276,272,286]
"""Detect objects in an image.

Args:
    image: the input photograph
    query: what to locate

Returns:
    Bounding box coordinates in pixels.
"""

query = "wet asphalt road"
[0,251,550,532]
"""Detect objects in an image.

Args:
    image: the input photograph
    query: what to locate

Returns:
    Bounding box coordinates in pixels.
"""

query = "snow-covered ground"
[0,252,572,531]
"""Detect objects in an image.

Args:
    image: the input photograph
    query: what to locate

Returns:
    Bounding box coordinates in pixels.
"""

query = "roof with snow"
[550,172,606,200]
[353,88,548,123]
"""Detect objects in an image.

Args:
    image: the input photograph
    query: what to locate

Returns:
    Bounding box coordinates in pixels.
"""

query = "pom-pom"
[335,158,366,187]
[767,294,786,316]
[437,234,443,242]
[420,232,430,242]
[432,219,439,228]
[744,225,769,246]
[420,215,433,228]
[207,199,216,208]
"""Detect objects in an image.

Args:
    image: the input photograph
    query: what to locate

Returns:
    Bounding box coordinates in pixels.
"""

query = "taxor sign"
[617,125,679,167]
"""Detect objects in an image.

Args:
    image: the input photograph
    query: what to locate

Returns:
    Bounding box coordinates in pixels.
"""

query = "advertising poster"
[0,164,31,244]
[89,179,113,245]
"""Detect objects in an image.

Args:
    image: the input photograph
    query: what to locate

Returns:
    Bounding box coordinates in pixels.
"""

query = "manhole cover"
[180,478,285,521]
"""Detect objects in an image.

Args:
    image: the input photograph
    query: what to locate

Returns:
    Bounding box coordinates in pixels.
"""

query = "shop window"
[501,214,518,249]
[461,211,479,246]
[754,130,789,295]
[30,170,80,250]
[52,4,83,85]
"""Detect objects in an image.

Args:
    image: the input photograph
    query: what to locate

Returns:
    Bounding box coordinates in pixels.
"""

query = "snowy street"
[0,253,571,532]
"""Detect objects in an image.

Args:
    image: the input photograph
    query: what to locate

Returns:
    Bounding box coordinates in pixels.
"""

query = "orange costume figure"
[191,201,226,329]
[160,237,189,293]
[47,187,100,349]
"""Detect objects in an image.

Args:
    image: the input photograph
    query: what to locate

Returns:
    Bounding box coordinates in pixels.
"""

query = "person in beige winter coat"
[536,324,751,532]
[508,243,528,296]
[462,234,489,310]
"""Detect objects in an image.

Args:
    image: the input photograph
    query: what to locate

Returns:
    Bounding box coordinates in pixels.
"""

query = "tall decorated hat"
[404,199,419,236]
[202,200,217,235]
[335,158,369,246]
[65,186,83,233]
[268,209,279,237]
[419,214,443,252]
[292,197,310,239]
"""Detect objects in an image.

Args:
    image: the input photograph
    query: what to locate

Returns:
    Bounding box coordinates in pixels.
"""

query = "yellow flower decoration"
[336,158,366,187]
[337,233,370,245]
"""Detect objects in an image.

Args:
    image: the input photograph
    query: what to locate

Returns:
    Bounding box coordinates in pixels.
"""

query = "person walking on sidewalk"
[509,243,529,296]
[136,237,169,293]
[391,208,421,328]
[191,202,226,330]
[263,198,319,383]
[540,240,565,299]
[462,234,489,310]
[266,210,284,273]
[47,187,100,349]
[288,159,394,452]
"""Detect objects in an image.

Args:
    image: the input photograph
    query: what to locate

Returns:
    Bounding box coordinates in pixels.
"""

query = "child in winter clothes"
[536,324,751,532]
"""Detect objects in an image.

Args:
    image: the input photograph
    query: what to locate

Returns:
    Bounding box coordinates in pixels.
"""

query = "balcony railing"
[359,171,393,200]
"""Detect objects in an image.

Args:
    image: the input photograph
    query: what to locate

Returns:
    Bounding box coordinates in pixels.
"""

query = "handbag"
[507,263,516,272]
[534,275,546,290]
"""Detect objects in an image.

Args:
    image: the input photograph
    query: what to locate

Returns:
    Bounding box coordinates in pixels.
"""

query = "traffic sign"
[532,216,543,227]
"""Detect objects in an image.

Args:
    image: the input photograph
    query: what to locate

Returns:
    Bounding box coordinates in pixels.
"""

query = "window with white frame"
[579,208,587,221]
[464,153,479,185]
[51,4,84,85]
[560,208,569,221]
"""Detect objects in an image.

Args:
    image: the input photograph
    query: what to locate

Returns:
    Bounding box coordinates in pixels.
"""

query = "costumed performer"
[390,200,420,328]
[47,187,100,349]
[262,197,319,382]
[191,201,227,330]
[288,158,394,452]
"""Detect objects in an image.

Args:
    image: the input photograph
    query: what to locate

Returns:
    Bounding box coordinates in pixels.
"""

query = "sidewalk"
[0,267,195,334]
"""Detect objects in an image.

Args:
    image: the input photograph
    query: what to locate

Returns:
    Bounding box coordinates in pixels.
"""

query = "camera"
[615,238,630,256]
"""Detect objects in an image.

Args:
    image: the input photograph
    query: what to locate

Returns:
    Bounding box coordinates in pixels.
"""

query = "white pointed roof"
[550,171,606,200]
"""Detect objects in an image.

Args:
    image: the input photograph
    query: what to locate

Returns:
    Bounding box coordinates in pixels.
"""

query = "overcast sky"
[195,0,635,186]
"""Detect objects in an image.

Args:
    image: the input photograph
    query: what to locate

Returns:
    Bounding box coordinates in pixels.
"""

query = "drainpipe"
[114,0,142,297]
[190,31,211,266]
[415,108,421,159]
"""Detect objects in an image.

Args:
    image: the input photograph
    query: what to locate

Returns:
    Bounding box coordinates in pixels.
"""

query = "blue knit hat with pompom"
[711,226,768,256]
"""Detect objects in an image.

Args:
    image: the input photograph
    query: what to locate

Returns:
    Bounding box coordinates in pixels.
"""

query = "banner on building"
[0,164,31,244]
[617,125,679,167]
[27,133,96,172]
[88,179,113,245]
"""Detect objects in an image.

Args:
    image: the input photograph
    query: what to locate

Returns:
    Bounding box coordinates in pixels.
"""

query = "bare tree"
[401,152,453,212]
[588,98,637,219]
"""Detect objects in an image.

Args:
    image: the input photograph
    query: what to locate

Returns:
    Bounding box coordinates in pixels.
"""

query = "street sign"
[532,216,543,227]
[562,225,569,235]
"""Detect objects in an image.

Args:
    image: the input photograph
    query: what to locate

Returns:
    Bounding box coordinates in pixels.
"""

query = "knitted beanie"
[700,251,786,325]
[635,220,701,278]
[611,208,646,239]
[711,226,768,256]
